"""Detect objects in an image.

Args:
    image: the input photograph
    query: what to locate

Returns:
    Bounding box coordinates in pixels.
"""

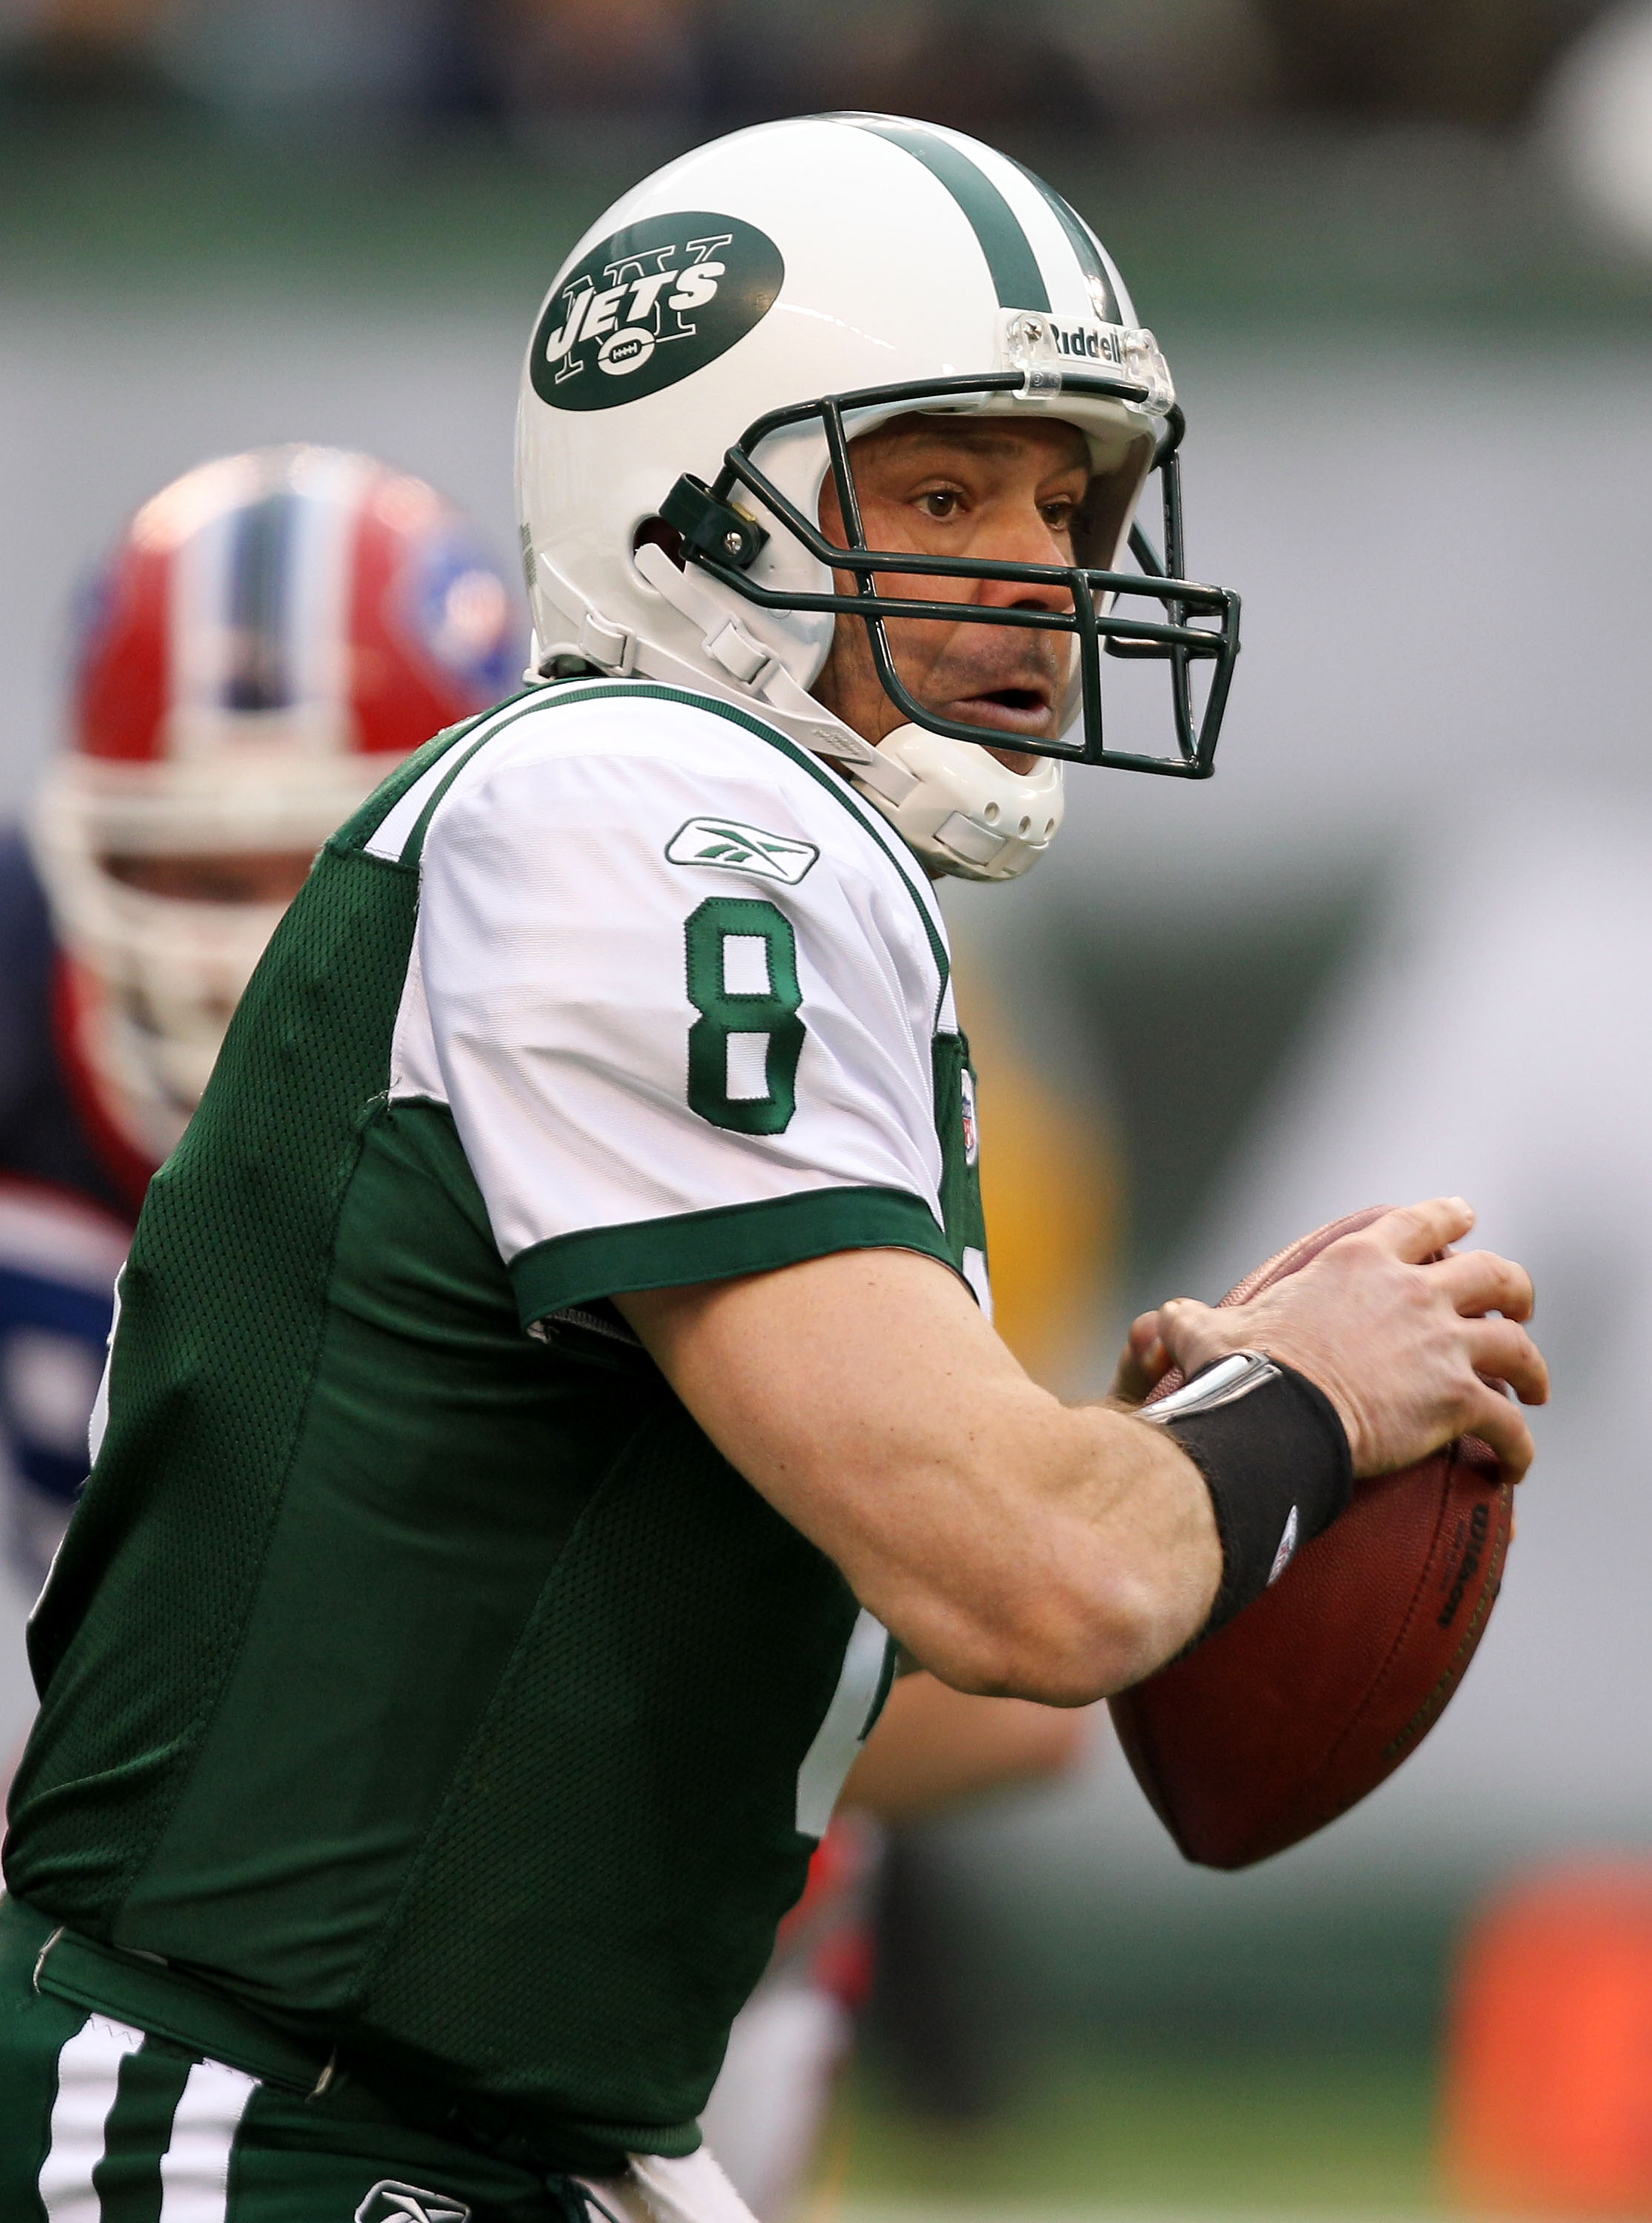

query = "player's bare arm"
[620,1250,1219,1704]
[619,1194,1547,1707]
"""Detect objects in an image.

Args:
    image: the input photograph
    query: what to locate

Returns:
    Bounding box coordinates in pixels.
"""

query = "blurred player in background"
[0,442,519,1588]
[707,1676,1089,2216]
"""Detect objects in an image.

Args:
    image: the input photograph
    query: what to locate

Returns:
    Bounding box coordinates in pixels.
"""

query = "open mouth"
[951,683,1055,736]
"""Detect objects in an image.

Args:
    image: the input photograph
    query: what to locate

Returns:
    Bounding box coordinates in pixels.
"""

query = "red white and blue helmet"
[33,445,520,1169]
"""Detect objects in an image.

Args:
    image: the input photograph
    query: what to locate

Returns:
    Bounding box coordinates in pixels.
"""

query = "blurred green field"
[830,2045,1442,2214]
[4,105,1652,340]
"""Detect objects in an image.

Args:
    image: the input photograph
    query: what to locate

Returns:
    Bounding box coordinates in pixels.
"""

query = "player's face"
[103,852,315,906]
[811,416,1090,771]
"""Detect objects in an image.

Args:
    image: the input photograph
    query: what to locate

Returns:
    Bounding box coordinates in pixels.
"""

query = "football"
[1108,1207,1513,1870]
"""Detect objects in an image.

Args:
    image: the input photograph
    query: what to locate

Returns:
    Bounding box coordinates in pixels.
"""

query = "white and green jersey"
[367,677,986,1324]
[5,679,988,2176]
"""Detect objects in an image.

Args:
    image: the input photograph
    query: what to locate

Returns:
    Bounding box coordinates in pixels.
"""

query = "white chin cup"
[76,885,287,1162]
[30,753,377,1163]
[842,724,1065,883]
[34,816,287,1162]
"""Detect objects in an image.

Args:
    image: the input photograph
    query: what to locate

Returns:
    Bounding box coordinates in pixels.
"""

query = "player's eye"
[1041,498,1079,534]
[916,488,963,519]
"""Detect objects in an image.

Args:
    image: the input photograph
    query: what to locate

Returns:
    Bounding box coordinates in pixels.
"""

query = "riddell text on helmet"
[530,212,785,412]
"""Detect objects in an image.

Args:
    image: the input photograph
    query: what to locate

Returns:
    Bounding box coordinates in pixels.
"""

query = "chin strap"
[588,545,921,802]
[536,547,1057,880]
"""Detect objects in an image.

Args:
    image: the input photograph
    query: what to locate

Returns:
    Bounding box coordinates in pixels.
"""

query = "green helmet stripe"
[1007,157,1122,323]
[829,113,1050,313]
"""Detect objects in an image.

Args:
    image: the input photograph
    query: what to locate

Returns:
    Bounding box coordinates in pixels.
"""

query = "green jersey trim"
[380,677,952,1016]
[398,691,578,866]
[333,687,538,853]
[510,1183,950,1326]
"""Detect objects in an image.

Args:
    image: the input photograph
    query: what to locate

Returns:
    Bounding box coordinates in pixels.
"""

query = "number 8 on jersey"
[685,897,806,1134]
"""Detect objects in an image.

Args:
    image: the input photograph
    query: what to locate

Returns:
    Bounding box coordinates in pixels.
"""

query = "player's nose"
[969,502,1074,611]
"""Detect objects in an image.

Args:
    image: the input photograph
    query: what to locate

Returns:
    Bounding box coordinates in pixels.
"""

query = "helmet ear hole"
[631,516,685,576]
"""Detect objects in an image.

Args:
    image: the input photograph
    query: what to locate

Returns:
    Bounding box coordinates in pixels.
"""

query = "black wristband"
[1140,1352,1353,1637]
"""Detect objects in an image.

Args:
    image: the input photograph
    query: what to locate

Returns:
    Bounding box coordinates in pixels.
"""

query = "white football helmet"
[516,113,1239,883]
[33,445,519,1172]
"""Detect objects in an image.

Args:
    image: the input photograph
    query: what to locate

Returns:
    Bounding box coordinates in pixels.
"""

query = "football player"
[0,116,1546,2220]
[0,443,519,1589]
[0,431,1093,2214]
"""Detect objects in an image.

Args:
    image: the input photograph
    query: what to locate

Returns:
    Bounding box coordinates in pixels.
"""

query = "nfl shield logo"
[960,1069,979,1167]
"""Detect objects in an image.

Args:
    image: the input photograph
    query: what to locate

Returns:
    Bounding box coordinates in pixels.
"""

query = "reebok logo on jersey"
[667,817,819,885]
[355,2184,470,2223]
[531,211,785,412]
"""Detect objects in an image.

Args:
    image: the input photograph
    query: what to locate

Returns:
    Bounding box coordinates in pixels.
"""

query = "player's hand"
[1136,1197,1550,1482]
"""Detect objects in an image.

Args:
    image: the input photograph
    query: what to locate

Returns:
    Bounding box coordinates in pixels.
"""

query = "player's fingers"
[1372,1196,1476,1264]
[1433,1248,1535,1323]
[1128,1309,1162,1363]
[1112,1312,1171,1405]
[1153,1296,1227,1377]
[1459,1379,1536,1483]
[1463,1317,1550,1406]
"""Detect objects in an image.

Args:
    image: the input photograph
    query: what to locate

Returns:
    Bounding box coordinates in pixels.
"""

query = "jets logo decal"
[666,817,819,885]
[354,2183,470,2223]
[531,211,785,412]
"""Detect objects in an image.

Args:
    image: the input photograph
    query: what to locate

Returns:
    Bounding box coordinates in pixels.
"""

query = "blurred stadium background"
[6,0,1652,2213]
